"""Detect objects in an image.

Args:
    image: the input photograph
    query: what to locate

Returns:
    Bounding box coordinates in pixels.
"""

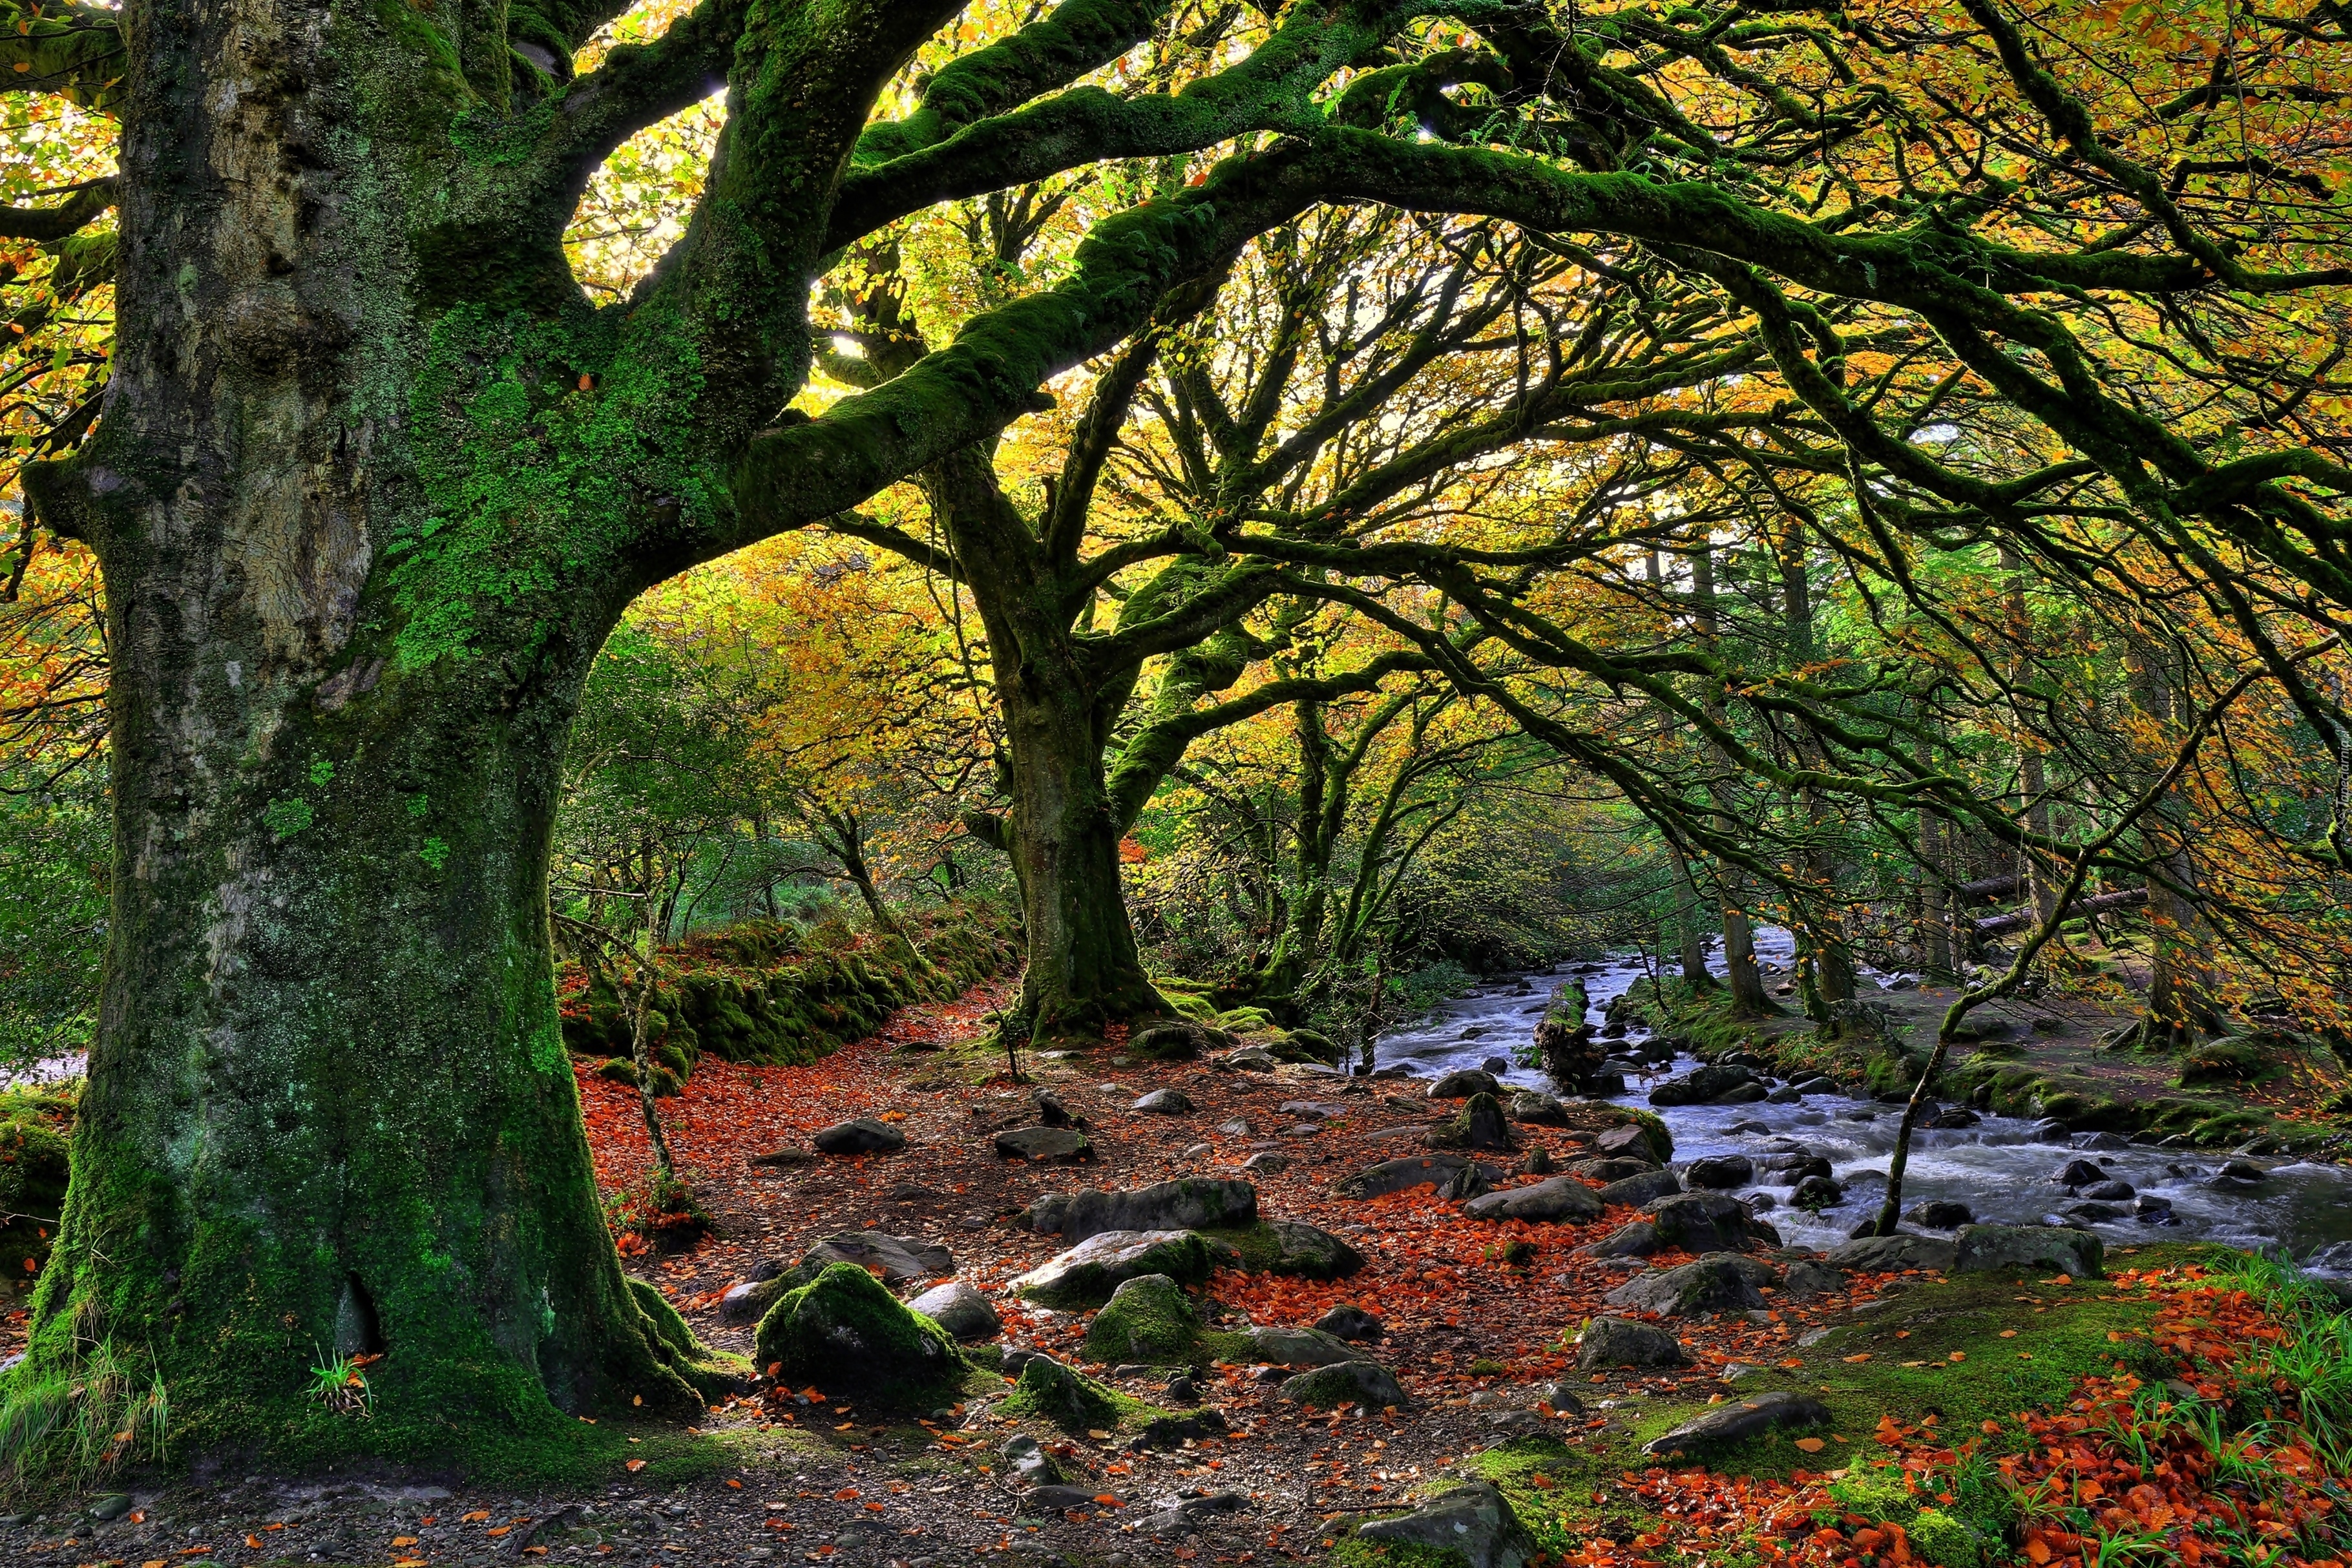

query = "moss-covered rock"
[752,1262,967,1409]
[1080,1273,1200,1366]
[0,1086,72,1302]
[1001,1356,1124,1431]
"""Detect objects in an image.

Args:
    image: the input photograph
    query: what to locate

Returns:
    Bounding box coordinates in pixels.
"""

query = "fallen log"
[1971,886,2147,939]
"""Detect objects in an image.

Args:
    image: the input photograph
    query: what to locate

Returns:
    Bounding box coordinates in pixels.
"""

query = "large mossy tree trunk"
[10,0,983,1454]
[927,450,1172,1040]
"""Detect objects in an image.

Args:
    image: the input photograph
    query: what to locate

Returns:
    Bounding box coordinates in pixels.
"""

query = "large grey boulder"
[1509,1091,1570,1125]
[1599,1171,1693,1213]
[1463,1176,1605,1224]
[1013,1230,1216,1308]
[1029,1178,1259,1242]
[1595,1122,1666,1162]
[1954,1224,2104,1277]
[1241,1326,1361,1367]
[781,1231,953,1290]
[814,1118,906,1155]
[1354,1482,1535,1568]
[905,1281,1002,1342]
[1685,1155,1754,1189]
[1646,1191,1778,1253]
[1648,1064,1756,1108]
[1577,1316,1686,1369]
[1316,1304,1383,1342]
[1277,1359,1408,1410]
[994,1126,1096,1163]
[1334,1153,1507,1200]
[1430,1069,1503,1099]
[1571,1156,1660,1184]
[1645,1391,1831,1455]
[1580,1221,1662,1258]
[1264,1219,1365,1279]
[1604,1254,1776,1317]
[1827,1233,1958,1273]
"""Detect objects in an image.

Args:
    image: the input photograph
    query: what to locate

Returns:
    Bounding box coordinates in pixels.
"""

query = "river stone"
[2081,1179,2136,1201]
[1645,1391,1832,1456]
[1781,1259,1848,1299]
[2066,1202,2130,1222]
[994,1126,1096,1163]
[783,1231,954,1290]
[1014,1230,1217,1307]
[1572,1156,1660,1183]
[1243,1325,1361,1367]
[1430,1069,1503,1099]
[1712,1082,1771,1105]
[1791,1175,1845,1211]
[1132,1089,1194,1115]
[2071,1131,2131,1151]
[1577,1315,1686,1369]
[1511,1091,1570,1124]
[1009,1356,1124,1431]
[1242,1151,1290,1173]
[1279,1359,1408,1410]
[999,1432,1072,1487]
[1648,1191,1778,1253]
[1030,1178,1259,1242]
[1766,1085,1802,1103]
[1482,1054,1511,1074]
[1595,1122,1666,1162]
[1221,1046,1279,1072]
[1131,1021,1237,1060]
[2219,1160,2267,1183]
[1463,1176,1605,1224]
[754,1262,967,1408]
[1904,1200,1974,1229]
[1334,1153,1507,1200]
[1953,1223,2104,1277]
[1442,1091,1514,1151]
[1354,1481,1536,1568]
[814,1118,905,1155]
[1581,1220,1661,1258]
[1758,1151,1832,1181]
[1825,1232,1958,1271]
[1131,1408,1230,1450]
[1685,1155,1754,1189]
[1316,1304,1383,1342]
[1649,1064,1757,1108]
[1265,1219,1365,1279]
[1928,1106,1982,1129]
[1604,1254,1774,1317]
[2053,1158,2106,1187]
[717,1277,785,1325]
[905,1280,1002,1343]
[1082,1273,1201,1365]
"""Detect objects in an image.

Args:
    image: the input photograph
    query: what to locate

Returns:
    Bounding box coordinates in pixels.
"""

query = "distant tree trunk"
[1917,737,1955,980]
[2000,545,2060,926]
[927,450,1170,1038]
[1780,523,1854,1012]
[2126,638,2220,1049]
[1645,553,1714,987]
[808,804,899,936]
[1691,542,1769,1015]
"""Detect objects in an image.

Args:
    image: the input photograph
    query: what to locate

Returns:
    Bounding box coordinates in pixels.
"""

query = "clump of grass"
[307,1346,380,1417]
[2209,1251,2352,1443]
[0,1338,167,1488]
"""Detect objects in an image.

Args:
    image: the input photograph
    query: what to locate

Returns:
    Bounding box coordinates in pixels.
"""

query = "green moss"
[998,1357,1150,1432]
[1081,1275,1201,1366]
[753,1263,967,1411]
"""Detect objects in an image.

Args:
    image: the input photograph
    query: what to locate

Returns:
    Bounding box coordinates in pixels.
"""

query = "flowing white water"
[1371,930,2352,1271]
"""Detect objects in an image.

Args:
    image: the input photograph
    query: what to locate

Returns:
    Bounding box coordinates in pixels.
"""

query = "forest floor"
[5,977,2342,1568]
